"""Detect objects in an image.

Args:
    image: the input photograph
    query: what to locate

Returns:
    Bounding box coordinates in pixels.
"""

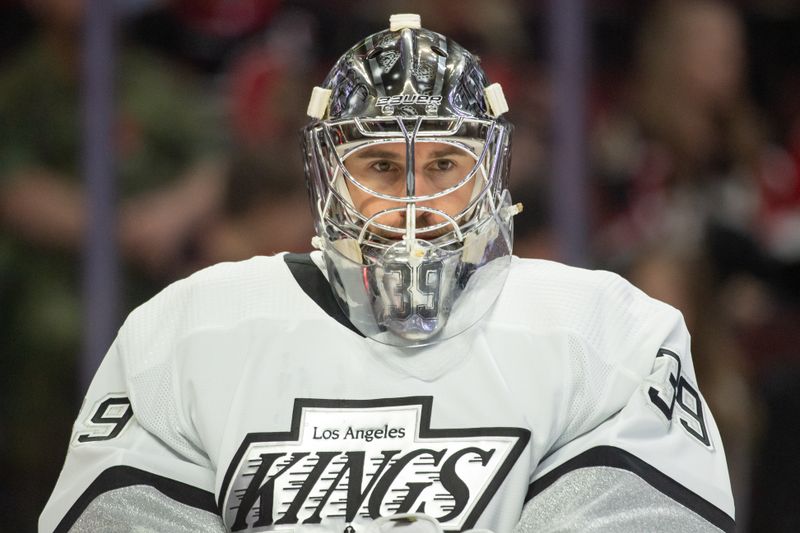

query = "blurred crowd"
[0,0,799,531]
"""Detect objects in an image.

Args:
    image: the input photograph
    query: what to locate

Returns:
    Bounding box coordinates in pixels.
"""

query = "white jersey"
[40,253,735,532]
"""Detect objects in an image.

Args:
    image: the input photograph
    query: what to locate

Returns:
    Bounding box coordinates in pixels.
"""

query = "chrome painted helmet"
[302,14,519,347]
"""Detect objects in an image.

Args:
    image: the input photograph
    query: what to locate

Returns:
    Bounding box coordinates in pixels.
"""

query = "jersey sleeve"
[39,333,225,532]
[517,273,735,532]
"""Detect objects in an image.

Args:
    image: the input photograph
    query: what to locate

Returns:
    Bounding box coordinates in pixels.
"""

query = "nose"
[408,164,437,198]
[400,172,437,225]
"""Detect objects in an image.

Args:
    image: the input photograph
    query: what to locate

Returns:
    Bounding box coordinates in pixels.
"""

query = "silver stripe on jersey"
[68,486,226,533]
[513,467,726,533]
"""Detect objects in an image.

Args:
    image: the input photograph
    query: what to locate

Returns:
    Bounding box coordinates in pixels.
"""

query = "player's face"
[343,142,476,239]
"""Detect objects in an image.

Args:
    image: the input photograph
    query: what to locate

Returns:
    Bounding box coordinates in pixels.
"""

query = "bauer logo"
[376,95,442,115]
[220,397,529,531]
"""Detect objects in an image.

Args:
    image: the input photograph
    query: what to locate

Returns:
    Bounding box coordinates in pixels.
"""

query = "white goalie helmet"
[302,14,520,347]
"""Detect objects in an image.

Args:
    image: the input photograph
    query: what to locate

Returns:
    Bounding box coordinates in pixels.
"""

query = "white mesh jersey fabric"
[489,257,690,453]
[513,467,724,533]
[554,334,614,451]
[480,257,733,523]
[117,255,329,466]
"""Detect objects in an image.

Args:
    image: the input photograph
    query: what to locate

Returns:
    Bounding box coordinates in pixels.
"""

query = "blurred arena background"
[0,0,798,531]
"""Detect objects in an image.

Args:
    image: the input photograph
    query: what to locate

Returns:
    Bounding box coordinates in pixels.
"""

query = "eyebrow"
[430,146,468,158]
[352,149,403,160]
[352,146,468,160]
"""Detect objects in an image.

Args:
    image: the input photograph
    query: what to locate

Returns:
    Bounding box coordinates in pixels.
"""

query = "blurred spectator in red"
[590,0,771,525]
[0,0,224,528]
[180,6,317,269]
[129,0,281,75]
[225,7,315,153]
[171,0,279,38]
[593,0,766,265]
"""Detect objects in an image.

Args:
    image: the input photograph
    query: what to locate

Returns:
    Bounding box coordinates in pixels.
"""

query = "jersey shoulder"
[504,256,623,298]
[495,260,697,455]
[498,256,677,326]
[494,257,685,370]
[103,255,310,462]
[118,254,306,375]
[128,254,288,324]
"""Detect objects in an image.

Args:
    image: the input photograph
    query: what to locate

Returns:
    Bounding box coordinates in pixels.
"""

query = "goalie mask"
[301,14,519,347]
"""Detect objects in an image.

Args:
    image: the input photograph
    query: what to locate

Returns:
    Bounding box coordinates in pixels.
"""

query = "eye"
[371,160,396,172]
[432,159,455,171]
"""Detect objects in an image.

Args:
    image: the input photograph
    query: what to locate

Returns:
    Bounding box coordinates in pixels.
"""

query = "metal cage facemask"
[301,14,520,347]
